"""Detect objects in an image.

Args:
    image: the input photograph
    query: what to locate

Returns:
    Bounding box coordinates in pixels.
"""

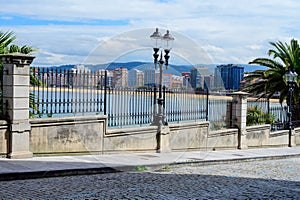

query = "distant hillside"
[44,62,266,74]
[241,64,267,72]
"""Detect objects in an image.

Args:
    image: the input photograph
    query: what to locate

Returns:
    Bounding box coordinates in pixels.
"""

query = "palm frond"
[0,30,16,48]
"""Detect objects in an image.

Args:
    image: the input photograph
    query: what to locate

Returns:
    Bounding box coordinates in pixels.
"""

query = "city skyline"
[1,1,300,68]
[42,63,244,90]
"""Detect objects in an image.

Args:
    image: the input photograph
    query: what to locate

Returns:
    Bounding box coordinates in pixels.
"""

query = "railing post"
[206,89,209,121]
[104,70,107,115]
[152,85,157,123]
[0,63,3,118]
[231,91,249,150]
[0,53,35,158]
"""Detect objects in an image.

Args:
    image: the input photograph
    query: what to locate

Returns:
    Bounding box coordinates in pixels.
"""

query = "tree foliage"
[0,30,37,117]
[243,39,300,104]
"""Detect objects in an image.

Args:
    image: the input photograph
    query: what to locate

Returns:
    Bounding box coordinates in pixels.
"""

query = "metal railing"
[0,66,3,119]
[208,97,233,130]
[106,87,155,127]
[269,105,287,131]
[247,98,270,126]
[164,88,207,124]
[246,97,298,131]
[29,67,236,129]
[30,67,106,117]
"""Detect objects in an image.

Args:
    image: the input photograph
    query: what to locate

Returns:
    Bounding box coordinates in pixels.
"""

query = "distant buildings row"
[103,64,244,91]
[35,64,244,91]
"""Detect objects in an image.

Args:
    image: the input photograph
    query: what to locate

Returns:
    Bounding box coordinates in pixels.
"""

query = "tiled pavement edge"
[0,146,299,181]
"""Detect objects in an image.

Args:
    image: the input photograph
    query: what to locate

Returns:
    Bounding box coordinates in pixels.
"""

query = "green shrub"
[247,105,275,126]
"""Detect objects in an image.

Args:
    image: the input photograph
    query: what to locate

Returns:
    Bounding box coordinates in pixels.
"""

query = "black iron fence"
[4,66,297,131]
[247,98,270,126]
[30,67,106,118]
[6,65,300,131]
[29,67,236,128]
[106,87,155,127]
[208,97,233,130]
[0,66,3,119]
[246,97,299,131]
[269,105,287,131]
[164,88,208,124]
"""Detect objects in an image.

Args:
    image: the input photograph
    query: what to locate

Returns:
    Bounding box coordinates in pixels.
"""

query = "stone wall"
[104,126,158,153]
[169,122,209,151]
[246,124,270,147]
[295,128,300,145]
[1,116,299,156]
[30,116,106,155]
[208,129,239,150]
[0,121,8,157]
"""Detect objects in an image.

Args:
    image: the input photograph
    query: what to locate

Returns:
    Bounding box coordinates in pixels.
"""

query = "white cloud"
[202,45,224,53]
[1,0,300,65]
[247,45,264,51]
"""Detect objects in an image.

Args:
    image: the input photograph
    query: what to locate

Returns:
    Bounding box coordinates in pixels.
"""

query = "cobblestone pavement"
[1,158,300,199]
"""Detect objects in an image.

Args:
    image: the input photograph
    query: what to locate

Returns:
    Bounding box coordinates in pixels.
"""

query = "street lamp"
[284,67,298,147]
[150,28,174,128]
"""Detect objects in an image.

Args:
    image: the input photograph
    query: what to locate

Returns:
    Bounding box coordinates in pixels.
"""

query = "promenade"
[0,146,299,181]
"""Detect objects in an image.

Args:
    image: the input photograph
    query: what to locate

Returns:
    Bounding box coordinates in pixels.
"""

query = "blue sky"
[1,0,300,67]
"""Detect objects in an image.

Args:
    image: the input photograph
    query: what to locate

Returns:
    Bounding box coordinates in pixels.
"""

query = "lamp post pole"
[150,28,174,128]
[285,67,298,147]
[287,81,293,147]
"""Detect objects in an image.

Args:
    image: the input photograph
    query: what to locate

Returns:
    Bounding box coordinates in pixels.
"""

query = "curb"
[1,153,300,181]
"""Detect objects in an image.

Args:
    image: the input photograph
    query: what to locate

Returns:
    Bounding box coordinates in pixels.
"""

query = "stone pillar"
[157,125,171,153]
[290,129,296,147]
[232,91,248,149]
[1,53,35,158]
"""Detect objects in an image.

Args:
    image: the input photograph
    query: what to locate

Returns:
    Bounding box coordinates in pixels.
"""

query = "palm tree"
[0,30,36,117]
[244,39,299,104]
[0,30,35,68]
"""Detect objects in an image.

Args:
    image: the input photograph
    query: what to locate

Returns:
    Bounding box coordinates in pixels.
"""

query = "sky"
[1,0,300,67]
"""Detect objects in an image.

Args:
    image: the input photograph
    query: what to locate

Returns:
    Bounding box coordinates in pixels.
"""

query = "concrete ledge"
[106,126,157,136]
[270,130,288,138]
[30,115,107,127]
[209,128,238,137]
[169,121,209,131]
[246,124,270,132]
[0,120,8,127]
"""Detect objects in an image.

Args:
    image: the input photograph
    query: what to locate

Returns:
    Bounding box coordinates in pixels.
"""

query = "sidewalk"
[0,146,300,181]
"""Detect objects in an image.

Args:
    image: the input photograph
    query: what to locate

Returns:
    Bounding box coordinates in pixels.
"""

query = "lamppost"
[284,67,298,147]
[150,28,174,128]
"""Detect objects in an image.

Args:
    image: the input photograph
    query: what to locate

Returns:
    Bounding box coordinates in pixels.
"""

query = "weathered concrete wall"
[208,129,238,150]
[30,116,106,155]
[104,126,157,153]
[0,121,8,157]
[26,115,299,156]
[245,124,300,147]
[169,122,209,151]
[268,130,289,147]
[246,125,270,147]
[295,128,300,145]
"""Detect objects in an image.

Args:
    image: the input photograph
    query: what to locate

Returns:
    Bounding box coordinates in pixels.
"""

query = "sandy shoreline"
[29,86,281,102]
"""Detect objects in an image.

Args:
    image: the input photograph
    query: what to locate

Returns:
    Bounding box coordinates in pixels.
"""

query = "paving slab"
[0,146,299,181]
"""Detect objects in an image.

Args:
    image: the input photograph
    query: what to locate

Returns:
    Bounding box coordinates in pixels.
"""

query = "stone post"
[290,129,296,147]
[157,125,171,153]
[1,53,35,158]
[232,91,248,149]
